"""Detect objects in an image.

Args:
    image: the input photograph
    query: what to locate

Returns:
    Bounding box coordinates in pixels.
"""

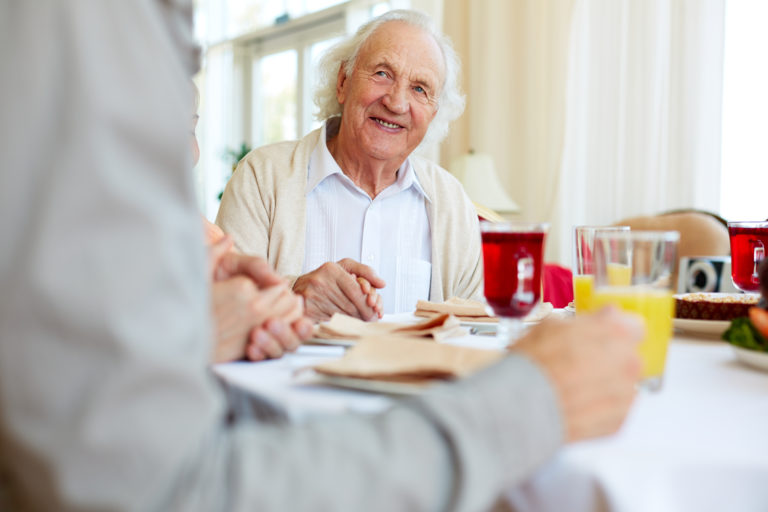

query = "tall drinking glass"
[573,225,630,313]
[727,221,768,293]
[480,221,548,345]
[591,230,679,391]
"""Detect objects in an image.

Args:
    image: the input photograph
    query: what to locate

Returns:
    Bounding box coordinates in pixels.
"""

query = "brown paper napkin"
[414,297,553,323]
[313,313,466,342]
[311,336,505,383]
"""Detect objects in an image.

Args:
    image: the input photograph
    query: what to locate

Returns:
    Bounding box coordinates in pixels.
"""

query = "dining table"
[212,311,768,512]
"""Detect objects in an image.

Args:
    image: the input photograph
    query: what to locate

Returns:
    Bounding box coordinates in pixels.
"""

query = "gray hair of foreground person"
[313,9,465,146]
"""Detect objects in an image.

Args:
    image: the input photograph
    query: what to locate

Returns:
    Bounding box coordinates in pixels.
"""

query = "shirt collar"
[306,120,429,202]
[390,158,429,202]
[306,121,341,195]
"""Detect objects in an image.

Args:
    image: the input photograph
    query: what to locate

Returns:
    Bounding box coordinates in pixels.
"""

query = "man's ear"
[336,62,348,105]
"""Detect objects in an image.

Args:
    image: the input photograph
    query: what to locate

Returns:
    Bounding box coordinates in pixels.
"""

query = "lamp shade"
[448,152,521,214]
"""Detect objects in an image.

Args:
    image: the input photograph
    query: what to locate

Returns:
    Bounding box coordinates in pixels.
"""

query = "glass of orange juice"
[591,230,680,391]
[573,225,630,313]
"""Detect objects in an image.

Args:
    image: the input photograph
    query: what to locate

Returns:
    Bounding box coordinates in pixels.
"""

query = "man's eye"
[414,86,425,94]
[375,71,387,78]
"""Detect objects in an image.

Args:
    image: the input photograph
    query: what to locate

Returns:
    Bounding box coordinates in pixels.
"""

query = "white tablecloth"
[504,336,768,512]
[213,320,768,512]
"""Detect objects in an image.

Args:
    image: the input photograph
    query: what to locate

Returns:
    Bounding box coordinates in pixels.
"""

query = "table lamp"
[448,151,521,215]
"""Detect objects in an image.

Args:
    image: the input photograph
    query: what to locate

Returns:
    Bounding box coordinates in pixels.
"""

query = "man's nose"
[382,82,408,114]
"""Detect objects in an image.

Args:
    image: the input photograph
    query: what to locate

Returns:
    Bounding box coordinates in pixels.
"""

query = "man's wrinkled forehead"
[356,21,446,84]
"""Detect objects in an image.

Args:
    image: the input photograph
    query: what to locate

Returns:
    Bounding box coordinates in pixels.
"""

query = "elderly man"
[217,10,481,321]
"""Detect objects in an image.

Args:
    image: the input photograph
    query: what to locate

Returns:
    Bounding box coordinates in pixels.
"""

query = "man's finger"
[250,328,284,359]
[338,258,386,289]
[245,339,267,361]
[292,318,314,341]
[335,270,377,320]
[264,318,301,352]
[326,285,365,317]
[357,276,372,294]
[208,235,233,280]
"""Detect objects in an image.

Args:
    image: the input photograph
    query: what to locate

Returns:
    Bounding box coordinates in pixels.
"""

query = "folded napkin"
[313,313,466,343]
[311,336,505,384]
[414,297,553,323]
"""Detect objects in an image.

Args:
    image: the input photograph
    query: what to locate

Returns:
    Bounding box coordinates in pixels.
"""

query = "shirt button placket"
[361,201,380,268]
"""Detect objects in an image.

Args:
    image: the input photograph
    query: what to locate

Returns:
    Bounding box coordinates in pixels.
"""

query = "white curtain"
[552,0,725,265]
[442,0,726,266]
[442,0,575,261]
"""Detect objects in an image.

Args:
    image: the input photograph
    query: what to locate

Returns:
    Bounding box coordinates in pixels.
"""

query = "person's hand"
[512,306,644,442]
[213,249,284,288]
[292,258,386,322]
[210,277,305,363]
[206,244,313,362]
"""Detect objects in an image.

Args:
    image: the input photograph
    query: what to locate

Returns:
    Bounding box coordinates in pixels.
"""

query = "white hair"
[313,9,465,146]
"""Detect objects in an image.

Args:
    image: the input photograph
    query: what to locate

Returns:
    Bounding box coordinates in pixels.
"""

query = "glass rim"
[573,225,630,231]
[480,220,549,233]
[593,230,680,242]
[727,221,768,228]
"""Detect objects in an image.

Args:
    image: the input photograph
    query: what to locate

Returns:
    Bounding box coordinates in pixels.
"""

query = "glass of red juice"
[728,221,768,293]
[480,221,549,345]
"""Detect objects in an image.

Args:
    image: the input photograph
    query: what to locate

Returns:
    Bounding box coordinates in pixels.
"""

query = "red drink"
[481,230,546,318]
[728,222,768,292]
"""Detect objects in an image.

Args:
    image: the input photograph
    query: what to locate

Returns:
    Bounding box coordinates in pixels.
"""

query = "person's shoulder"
[238,129,321,181]
[241,139,302,168]
[410,154,468,199]
[410,155,464,190]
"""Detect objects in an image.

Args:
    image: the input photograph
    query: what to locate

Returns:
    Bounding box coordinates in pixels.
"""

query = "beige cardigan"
[216,126,483,303]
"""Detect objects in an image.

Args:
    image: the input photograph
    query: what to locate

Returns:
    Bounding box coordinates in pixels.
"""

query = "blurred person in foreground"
[0,2,644,511]
[190,86,313,362]
[217,10,480,322]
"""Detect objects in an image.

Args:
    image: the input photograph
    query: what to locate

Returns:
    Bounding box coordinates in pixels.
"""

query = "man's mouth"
[372,117,403,129]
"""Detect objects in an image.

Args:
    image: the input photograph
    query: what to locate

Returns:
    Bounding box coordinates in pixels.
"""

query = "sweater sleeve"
[216,156,272,258]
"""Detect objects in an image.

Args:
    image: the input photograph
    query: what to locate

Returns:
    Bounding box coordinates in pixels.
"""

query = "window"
[254,49,298,146]
[720,0,768,221]
[193,0,394,219]
[199,0,348,43]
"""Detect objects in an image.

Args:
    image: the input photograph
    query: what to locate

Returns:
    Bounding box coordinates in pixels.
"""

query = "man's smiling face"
[335,20,444,166]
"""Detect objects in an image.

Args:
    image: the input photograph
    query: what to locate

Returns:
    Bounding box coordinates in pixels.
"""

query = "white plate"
[731,345,768,372]
[673,318,730,337]
[460,320,498,334]
[299,372,431,395]
[459,319,546,336]
[305,337,355,348]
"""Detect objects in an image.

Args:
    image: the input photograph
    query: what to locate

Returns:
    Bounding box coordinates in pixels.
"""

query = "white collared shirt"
[302,123,432,314]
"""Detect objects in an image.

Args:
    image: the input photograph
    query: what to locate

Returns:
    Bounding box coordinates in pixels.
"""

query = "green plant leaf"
[722,317,768,352]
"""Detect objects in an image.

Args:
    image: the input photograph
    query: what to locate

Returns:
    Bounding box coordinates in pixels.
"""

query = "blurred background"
[192,0,766,264]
